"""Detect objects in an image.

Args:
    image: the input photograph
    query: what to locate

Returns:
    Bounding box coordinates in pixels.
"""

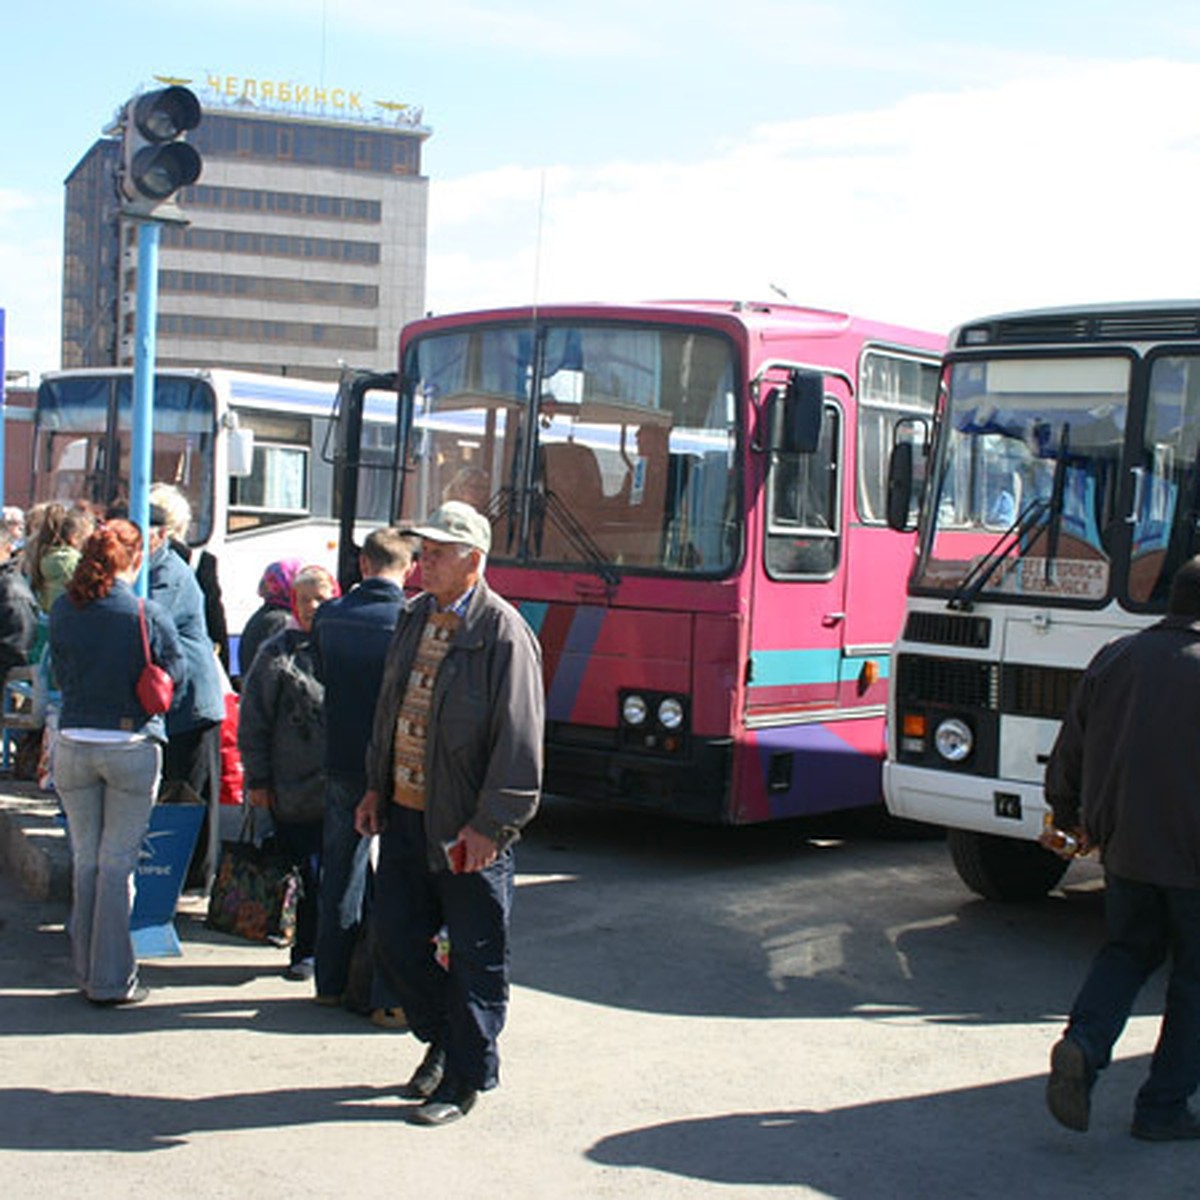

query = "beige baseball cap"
[403,500,491,554]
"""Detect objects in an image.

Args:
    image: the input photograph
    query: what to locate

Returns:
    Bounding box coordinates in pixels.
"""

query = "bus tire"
[947,828,1070,901]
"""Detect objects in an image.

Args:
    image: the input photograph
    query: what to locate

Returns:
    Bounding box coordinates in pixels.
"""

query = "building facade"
[62,85,430,381]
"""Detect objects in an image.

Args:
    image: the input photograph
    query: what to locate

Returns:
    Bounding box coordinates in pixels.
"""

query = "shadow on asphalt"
[0,1081,409,1152]
[584,1056,1167,1199]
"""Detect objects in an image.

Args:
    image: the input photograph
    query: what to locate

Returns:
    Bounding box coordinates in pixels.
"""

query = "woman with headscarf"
[237,559,302,684]
[238,564,339,981]
[50,519,185,1006]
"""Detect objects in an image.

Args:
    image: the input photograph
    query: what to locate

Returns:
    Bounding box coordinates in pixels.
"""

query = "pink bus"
[361,300,942,823]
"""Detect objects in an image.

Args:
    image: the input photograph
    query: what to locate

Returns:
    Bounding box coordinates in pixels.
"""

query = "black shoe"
[398,1045,446,1101]
[1132,1108,1200,1141]
[88,984,150,1007]
[1046,1036,1092,1132]
[407,1076,477,1127]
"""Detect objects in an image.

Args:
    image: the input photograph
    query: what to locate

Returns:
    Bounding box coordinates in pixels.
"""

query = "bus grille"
[1001,663,1083,719]
[896,655,999,710]
[903,611,991,649]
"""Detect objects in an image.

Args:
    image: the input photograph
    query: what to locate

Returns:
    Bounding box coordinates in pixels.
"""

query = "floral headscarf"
[257,559,303,609]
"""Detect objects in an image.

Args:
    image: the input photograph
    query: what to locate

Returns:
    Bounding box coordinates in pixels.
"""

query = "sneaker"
[1046,1036,1092,1132]
[1132,1108,1200,1141]
[284,958,315,982]
[371,1006,408,1030]
[407,1076,477,1126]
[398,1044,446,1100]
[88,984,150,1007]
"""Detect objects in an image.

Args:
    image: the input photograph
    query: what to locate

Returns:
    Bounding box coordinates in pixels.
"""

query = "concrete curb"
[0,780,70,902]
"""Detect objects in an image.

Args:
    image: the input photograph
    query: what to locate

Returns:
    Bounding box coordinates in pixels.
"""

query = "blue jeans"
[1067,871,1200,1123]
[55,736,162,1001]
[375,807,514,1091]
[315,777,372,999]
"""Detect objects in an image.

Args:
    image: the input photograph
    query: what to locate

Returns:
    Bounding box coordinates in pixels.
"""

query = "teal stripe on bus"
[749,648,892,689]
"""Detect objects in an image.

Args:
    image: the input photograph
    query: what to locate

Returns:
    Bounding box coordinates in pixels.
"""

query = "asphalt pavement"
[1,784,1197,1199]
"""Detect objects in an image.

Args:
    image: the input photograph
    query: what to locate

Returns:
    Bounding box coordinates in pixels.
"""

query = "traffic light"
[118,86,203,217]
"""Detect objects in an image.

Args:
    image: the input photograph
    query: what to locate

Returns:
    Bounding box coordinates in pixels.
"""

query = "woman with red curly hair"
[49,519,185,1006]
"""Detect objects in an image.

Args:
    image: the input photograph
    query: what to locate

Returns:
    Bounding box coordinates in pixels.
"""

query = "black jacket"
[1046,616,1200,888]
[0,559,37,678]
[311,576,405,784]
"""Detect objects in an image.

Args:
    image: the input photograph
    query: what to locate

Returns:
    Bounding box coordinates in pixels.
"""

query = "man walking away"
[1043,554,1200,1140]
[356,501,544,1126]
[312,528,415,1020]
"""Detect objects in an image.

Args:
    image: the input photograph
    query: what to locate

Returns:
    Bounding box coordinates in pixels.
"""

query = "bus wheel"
[947,828,1070,901]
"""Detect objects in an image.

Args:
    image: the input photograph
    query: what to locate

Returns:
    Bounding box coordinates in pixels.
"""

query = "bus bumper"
[545,729,734,823]
[882,761,1047,842]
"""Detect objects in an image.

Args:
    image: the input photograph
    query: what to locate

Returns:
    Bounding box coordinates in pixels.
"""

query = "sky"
[4,0,1200,381]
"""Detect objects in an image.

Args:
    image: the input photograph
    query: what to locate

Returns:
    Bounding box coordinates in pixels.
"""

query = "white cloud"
[426,59,1200,334]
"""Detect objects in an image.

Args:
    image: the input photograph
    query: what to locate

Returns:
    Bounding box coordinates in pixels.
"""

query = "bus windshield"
[913,356,1130,604]
[35,374,216,543]
[400,322,740,575]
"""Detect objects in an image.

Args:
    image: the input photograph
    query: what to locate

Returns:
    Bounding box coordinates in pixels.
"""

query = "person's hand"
[1038,825,1090,859]
[355,790,383,837]
[247,787,274,810]
[455,824,498,873]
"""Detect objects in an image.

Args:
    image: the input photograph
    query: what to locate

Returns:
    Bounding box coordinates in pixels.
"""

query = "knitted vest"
[391,610,461,810]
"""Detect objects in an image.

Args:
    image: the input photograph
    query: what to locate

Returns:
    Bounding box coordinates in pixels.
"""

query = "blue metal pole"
[131,222,160,598]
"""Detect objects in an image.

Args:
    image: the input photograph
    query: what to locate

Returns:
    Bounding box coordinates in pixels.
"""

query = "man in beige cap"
[356,501,544,1125]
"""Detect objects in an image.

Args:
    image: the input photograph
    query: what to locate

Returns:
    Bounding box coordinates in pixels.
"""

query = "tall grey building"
[62,80,430,381]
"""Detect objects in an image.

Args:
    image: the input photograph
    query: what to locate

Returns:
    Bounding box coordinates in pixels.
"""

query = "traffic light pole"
[131,218,161,599]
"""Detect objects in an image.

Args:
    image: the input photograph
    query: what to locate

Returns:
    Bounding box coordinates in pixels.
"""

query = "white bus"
[32,366,397,672]
[884,301,1200,898]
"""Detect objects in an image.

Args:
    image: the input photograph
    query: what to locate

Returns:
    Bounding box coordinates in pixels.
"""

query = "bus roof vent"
[987,317,1092,345]
[1095,312,1200,340]
[973,309,1200,347]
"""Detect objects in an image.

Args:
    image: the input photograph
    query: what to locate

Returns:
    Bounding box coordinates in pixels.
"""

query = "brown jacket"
[1045,616,1200,889]
[364,578,544,869]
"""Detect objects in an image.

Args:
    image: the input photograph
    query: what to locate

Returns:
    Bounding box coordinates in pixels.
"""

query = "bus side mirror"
[886,441,915,531]
[228,428,255,477]
[768,369,823,455]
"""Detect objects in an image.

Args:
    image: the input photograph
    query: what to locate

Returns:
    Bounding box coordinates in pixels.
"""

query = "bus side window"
[765,405,840,578]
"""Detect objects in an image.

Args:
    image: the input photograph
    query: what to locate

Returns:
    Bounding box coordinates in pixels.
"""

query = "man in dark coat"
[1043,554,1200,1140]
[311,528,414,1017]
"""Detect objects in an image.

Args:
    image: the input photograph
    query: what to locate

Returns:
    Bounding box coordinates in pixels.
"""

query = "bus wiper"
[947,497,1050,611]
[1042,423,1070,584]
[530,486,620,587]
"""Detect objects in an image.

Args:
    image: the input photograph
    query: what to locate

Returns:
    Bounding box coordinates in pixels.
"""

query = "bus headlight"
[622,694,648,726]
[934,718,973,763]
[657,697,685,731]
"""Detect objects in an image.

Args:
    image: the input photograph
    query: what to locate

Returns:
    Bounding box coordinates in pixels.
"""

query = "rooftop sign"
[150,74,427,129]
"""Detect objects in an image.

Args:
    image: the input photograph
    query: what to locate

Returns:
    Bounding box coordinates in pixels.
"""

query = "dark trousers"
[164,721,221,888]
[315,776,392,1006]
[273,816,323,965]
[375,806,514,1092]
[1068,870,1200,1122]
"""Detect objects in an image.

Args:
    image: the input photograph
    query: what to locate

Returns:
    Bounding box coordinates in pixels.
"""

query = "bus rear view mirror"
[228,427,255,477]
[886,441,915,531]
[768,369,823,455]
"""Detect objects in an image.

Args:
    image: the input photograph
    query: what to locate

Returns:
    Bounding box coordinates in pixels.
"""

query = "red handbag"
[136,599,175,716]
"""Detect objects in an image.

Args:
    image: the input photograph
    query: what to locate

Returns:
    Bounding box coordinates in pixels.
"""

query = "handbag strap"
[137,599,152,669]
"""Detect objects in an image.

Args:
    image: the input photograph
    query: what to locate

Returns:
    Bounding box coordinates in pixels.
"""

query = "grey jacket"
[238,627,326,823]
[1045,615,1200,889]
[364,579,544,870]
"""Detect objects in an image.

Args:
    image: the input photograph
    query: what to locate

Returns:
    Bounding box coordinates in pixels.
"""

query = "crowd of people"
[4,487,545,1127]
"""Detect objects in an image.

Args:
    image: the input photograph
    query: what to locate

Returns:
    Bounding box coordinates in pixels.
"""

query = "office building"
[62,77,430,381]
